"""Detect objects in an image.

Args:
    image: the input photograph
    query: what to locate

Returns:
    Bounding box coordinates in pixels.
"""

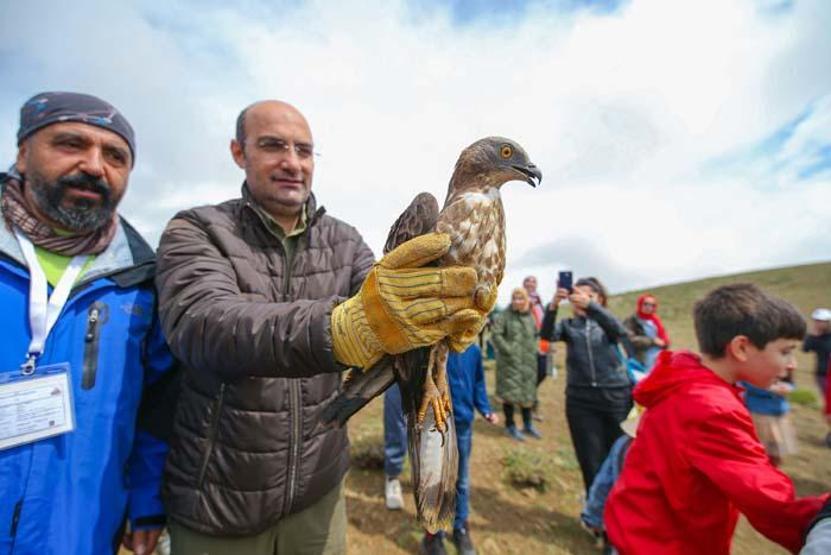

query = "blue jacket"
[741,381,791,416]
[447,344,492,429]
[581,434,632,530]
[0,216,174,555]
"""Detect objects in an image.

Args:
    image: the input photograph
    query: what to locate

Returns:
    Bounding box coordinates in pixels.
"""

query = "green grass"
[789,388,819,408]
[501,446,555,492]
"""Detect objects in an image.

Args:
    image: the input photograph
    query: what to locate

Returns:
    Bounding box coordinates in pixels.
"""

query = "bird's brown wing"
[321,192,440,427]
[384,192,440,255]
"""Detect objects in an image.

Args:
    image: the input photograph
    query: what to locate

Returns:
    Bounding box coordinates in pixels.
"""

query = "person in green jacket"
[491,287,541,441]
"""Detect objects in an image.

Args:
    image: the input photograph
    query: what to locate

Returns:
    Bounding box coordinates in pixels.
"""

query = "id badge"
[0,363,75,450]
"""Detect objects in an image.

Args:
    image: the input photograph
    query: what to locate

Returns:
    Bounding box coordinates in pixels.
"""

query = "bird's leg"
[433,341,452,417]
[417,343,451,435]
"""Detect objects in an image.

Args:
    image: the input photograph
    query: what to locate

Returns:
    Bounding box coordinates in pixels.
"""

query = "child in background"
[741,368,797,466]
[580,406,641,551]
[420,344,499,555]
[604,284,830,554]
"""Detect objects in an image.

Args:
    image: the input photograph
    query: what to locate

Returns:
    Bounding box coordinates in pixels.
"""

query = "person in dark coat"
[155,100,482,554]
[541,276,632,494]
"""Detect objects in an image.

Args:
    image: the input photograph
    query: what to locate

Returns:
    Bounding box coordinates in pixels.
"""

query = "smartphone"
[558,271,573,293]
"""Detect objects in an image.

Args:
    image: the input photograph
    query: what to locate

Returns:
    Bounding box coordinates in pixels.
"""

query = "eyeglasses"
[253,137,319,159]
[642,302,656,308]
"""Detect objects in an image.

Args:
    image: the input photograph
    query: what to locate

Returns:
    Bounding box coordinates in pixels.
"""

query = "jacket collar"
[240,182,326,232]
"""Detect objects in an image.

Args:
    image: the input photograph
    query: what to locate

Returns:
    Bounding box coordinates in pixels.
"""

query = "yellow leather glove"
[331,232,484,368]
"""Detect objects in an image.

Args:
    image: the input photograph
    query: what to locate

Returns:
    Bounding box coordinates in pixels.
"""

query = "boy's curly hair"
[693,283,806,357]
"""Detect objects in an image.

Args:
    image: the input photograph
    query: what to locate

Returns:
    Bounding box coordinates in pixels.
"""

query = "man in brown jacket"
[155,100,483,554]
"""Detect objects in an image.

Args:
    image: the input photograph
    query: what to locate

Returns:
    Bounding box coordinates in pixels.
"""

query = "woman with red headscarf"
[623,294,670,371]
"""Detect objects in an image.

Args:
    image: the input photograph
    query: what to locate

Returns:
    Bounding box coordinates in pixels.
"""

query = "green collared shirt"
[252,204,308,269]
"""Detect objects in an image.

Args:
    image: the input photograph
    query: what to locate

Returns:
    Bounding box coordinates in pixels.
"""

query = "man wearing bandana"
[0,92,174,554]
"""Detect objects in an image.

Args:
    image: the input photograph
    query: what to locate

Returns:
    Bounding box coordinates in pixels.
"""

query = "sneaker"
[580,518,604,548]
[420,532,448,555]
[523,424,542,440]
[452,525,477,555]
[153,529,171,555]
[385,476,403,510]
[506,425,525,442]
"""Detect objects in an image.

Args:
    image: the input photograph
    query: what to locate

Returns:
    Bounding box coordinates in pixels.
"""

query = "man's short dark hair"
[693,283,806,357]
[235,106,249,149]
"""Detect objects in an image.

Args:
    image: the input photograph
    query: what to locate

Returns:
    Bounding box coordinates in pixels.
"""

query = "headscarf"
[636,294,670,345]
[17,91,136,163]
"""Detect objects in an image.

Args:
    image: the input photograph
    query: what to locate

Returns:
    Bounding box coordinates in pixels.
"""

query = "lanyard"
[14,229,88,374]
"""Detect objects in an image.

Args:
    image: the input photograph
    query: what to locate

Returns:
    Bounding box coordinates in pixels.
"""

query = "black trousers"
[503,403,532,429]
[565,386,633,495]
[536,354,548,387]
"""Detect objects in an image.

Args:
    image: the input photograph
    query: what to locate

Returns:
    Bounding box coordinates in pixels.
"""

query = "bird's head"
[450,136,542,191]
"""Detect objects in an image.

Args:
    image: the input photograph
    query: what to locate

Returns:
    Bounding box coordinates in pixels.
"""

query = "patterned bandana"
[17,91,136,164]
[1,171,116,256]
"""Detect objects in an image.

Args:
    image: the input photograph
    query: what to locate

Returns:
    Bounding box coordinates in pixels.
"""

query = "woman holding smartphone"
[541,276,633,495]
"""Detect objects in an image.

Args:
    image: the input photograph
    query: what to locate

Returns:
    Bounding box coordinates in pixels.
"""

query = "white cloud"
[1,0,828,307]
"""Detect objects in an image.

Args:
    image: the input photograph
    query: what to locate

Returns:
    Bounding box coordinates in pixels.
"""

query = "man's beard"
[27,170,117,233]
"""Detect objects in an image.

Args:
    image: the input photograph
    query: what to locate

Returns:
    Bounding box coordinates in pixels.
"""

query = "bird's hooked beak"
[511,162,542,188]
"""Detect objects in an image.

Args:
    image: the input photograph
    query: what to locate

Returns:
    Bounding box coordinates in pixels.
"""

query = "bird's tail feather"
[408,405,458,534]
[321,358,396,427]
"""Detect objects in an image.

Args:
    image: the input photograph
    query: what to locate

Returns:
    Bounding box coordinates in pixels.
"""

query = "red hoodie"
[605,351,829,554]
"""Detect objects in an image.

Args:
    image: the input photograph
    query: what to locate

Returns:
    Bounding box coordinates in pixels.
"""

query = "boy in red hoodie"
[605,283,829,554]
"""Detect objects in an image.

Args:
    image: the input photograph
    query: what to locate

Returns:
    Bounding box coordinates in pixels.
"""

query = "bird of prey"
[323,136,541,532]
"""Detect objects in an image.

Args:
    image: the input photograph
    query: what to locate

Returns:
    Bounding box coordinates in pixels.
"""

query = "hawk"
[323,136,541,532]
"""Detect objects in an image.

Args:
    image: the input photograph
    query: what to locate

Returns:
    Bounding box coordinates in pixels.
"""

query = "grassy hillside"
[607,261,831,355]
[344,261,831,554]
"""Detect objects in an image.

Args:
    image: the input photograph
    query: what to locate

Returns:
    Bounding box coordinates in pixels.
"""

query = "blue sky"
[1,0,829,303]
[407,0,629,26]
[707,94,831,185]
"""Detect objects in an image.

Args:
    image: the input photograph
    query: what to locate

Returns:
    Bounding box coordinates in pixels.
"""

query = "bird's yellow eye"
[500,145,513,159]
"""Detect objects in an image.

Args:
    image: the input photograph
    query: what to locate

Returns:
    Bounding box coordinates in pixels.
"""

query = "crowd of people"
[0,90,829,555]
[384,269,831,554]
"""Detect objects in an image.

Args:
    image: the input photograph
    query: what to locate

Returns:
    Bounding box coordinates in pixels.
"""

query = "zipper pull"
[85,308,99,341]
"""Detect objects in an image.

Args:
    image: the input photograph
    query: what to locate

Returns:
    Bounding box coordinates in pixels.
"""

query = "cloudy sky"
[1,0,829,305]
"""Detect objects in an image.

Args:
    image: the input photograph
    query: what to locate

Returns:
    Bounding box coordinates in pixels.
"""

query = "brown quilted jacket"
[156,187,374,535]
